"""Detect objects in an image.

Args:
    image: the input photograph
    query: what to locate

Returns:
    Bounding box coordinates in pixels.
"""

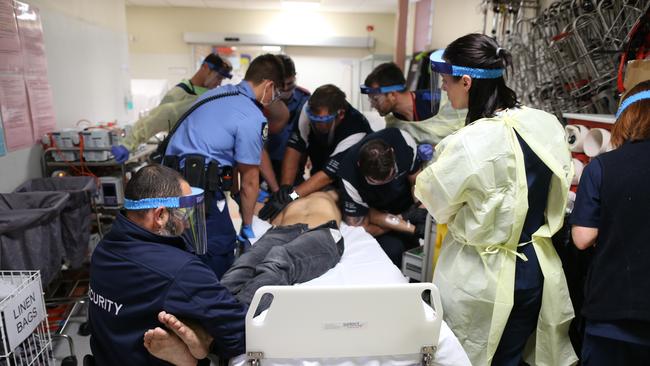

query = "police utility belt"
[150,89,243,193]
[163,155,233,193]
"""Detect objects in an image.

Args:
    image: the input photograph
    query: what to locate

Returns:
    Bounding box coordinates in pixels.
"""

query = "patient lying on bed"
[221,189,344,306]
[144,190,344,365]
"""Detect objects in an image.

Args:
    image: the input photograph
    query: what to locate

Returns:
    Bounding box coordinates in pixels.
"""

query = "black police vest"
[582,139,650,322]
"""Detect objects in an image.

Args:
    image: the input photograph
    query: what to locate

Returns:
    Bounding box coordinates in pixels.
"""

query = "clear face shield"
[124,187,208,255]
[359,84,406,113]
[307,107,337,129]
[429,49,505,110]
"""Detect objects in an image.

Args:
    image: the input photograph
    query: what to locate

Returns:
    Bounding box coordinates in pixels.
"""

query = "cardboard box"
[623,59,650,96]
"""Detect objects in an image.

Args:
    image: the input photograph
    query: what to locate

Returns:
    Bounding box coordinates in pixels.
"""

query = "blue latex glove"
[236,224,255,255]
[417,144,434,162]
[257,189,271,203]
[111,145,130,164]
[240,224,255,239]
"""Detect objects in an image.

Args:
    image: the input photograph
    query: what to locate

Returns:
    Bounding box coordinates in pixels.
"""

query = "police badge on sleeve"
[261,122,269,142]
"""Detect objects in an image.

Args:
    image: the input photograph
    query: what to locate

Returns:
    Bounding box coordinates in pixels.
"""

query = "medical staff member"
[337,128,424,266]
[414,33,577,366]
[265,54,310,182]
[258,84,372,220]
[361,62,465,148]
[570,81,650,365]
[88,165,247,365]
[165,54,285,278]
[113,54,233,163]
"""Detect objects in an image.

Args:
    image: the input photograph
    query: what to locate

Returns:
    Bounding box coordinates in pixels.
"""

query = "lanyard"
[410,92,420,121]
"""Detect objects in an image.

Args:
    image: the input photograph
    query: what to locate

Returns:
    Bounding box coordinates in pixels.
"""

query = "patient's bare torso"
[271,191,341,229]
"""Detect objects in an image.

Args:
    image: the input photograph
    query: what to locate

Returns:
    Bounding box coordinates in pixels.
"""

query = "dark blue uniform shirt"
[88,214,247,365]
[513,133,550,290]
[569,155,650,346]
[338,128,421,217]
[267,86,310,161]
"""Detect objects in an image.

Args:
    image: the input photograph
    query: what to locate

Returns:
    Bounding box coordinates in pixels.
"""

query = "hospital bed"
[228,218,471,366]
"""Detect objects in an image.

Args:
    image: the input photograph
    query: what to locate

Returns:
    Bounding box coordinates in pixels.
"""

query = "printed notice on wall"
[14,1,47,76]
[25,77,56,139]
[0,0,22,72]
[0,74,33,151]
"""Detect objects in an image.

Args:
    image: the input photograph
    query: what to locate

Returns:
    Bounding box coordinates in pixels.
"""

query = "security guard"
[265,54,310,183]
[336,128,423,266]
[164,54,285,278]
[113,53,233,163]
[88,165,247,365]
[361,62,466,154]
[259,84,372,220]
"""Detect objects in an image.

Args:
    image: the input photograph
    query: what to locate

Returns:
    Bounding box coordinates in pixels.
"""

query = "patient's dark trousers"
[220,221,344,306]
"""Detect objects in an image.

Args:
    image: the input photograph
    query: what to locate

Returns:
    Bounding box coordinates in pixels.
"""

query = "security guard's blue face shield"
[124,187,208,255]
[429,49,504,111]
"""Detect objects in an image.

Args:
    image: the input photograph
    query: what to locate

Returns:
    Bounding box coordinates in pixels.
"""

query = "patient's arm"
[344,214,388,237]
[368,208,416,235]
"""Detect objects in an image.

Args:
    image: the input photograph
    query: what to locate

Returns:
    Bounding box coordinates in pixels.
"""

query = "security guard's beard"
[158,214,182,237]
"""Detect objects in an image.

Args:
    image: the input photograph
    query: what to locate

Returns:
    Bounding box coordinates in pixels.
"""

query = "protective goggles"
[204,61,233,79]
[306,109,336,124]
[124,187,208,255]
[359,84,407,95]
[616,90,650,119]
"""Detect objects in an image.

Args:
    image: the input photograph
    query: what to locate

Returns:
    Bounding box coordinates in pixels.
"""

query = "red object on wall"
[366,25,374,32]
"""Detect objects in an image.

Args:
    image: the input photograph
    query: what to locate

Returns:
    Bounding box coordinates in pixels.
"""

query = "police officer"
[361,62,466,161]
[88,165,247,365]
[264,54,310,185]
[337,128,424,266]
[113,53,233,163]
[259,84,372,220]
[164,54,285,278]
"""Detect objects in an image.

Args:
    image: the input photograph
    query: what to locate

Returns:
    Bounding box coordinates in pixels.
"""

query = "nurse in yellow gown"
[414,33,577,366]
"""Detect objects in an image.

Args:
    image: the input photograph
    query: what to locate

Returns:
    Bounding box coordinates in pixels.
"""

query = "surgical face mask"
[261,83,280,107]
[280,77,296,101]
[203,71,224,89]
[125,187,207,255]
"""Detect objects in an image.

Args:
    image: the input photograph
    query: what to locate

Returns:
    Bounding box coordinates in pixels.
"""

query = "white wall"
[0,0,130,192]
[126,6,396,93]
[430,0,484,49]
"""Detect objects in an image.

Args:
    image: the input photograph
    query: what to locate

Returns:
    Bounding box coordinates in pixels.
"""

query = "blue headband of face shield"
[204,61,233,79]
[307,109,336,124]
[359,84,407,94]
[429,49,504,79]
[616,90,650,119]
[124,187,204,210]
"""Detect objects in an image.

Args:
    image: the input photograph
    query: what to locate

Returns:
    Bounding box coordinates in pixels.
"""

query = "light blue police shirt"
[165,81,267,167]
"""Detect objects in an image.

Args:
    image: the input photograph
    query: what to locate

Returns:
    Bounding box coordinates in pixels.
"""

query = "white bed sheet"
[235,217,471,366]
